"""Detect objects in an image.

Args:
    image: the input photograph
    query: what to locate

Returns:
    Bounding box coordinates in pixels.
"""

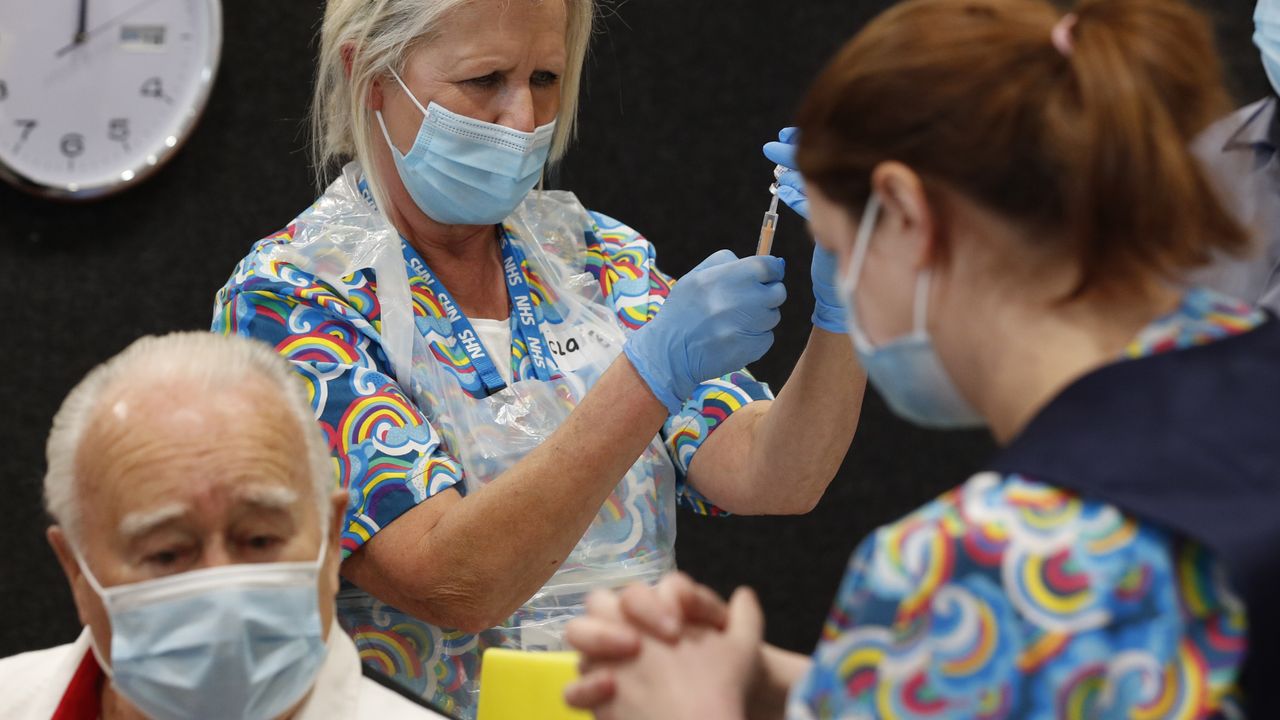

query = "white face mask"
[75,535,330,720]
[838,194,986,429]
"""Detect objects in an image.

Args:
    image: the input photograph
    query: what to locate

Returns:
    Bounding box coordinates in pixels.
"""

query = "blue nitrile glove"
[763,127,808,220]
[763,127,846,333]
[809,244,845,333]
[624,249,787,413]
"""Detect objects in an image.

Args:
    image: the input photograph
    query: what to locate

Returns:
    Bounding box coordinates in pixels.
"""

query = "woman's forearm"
[749,329,864,509]
[688,328,865,515]
[344,356,670,631]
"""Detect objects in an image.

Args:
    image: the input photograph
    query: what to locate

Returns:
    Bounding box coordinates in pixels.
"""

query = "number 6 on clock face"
[0,0,222,200]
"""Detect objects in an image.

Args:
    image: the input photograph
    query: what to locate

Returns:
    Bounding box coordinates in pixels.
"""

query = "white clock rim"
[0,0,224,202]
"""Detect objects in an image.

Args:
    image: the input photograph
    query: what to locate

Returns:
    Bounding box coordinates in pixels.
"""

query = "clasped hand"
[563,573,765,720]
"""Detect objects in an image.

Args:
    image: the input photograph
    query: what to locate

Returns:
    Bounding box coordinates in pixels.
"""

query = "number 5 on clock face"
[0,0,222,200]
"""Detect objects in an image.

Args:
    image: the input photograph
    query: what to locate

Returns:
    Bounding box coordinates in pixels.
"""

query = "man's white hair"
[44,332,335,545]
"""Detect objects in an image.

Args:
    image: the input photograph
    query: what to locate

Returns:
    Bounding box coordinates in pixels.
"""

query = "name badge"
[542,323,618,374]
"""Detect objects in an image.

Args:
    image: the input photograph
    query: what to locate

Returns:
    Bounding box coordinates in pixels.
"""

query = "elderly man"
[0,333,441,719]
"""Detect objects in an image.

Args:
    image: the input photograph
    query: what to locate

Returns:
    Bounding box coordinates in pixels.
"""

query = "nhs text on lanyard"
[403,234,559,395]
[358,175,558,395]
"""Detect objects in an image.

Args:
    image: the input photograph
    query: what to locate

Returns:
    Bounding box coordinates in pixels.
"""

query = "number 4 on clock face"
[140,76,173,104]
[0,1,222,200]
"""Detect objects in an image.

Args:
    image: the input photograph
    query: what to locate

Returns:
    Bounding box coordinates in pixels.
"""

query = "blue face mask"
[376,68,557,226]
[77,539,329,720]
[1256,0,1280,96]
[837,194,986,429]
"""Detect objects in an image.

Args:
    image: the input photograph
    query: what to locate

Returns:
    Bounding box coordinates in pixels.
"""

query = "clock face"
[0,0,221,199]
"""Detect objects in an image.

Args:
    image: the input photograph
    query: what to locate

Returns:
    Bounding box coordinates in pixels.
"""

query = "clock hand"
[74,0,88,44]
[55,0,160,58]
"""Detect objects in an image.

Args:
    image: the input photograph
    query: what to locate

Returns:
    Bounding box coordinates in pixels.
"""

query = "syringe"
[756,165,785,256]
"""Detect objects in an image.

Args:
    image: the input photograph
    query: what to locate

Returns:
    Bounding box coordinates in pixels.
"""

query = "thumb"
[690,248,739,274]
[762,141,798,171]
[726,587,765,649]
[776,184,805,206]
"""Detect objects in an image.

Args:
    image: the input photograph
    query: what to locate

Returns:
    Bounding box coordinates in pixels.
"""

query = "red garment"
[50,651,102,720]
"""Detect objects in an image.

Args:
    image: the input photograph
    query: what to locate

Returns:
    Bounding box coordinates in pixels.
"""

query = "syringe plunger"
[756,167,785,256]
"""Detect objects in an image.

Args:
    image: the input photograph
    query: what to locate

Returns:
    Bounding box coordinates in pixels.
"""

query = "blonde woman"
[213,0,864,714]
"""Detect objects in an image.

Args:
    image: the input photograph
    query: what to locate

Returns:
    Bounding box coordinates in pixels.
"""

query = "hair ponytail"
[1057,0,1246,292]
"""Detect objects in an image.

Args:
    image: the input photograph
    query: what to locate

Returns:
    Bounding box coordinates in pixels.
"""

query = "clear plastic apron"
[267,164,677,718]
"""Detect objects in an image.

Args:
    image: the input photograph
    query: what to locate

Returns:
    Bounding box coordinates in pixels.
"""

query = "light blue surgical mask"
[838,194,986,429]
[76,538,329,720]
[1255,0,1280,96]
[376,68,556,226]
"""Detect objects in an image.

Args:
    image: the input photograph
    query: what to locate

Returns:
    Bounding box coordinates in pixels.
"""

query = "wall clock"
[0,0,221,200]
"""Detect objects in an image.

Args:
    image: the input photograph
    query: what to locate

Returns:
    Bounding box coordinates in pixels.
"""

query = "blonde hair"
[310,0,595,209]
[44,332,335,545]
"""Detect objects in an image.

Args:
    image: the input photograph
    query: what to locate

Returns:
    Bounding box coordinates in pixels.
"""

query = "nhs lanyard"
[402,232,558,394]
[356,174,557,393]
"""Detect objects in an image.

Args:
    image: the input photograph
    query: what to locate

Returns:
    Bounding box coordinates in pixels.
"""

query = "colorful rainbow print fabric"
[788,289,1260,720]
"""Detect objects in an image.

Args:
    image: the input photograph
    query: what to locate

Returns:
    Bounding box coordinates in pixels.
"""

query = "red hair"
[796,0,1246,296]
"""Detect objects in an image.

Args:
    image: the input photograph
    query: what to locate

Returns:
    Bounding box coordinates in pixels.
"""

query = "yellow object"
[476,649,591,720]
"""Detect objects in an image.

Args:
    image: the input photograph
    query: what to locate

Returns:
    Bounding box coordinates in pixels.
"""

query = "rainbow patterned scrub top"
[211,204,768,694]
[788,288,1261,720]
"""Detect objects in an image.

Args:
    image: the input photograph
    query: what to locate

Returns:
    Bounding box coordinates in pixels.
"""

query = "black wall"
[0,0,1268,658]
